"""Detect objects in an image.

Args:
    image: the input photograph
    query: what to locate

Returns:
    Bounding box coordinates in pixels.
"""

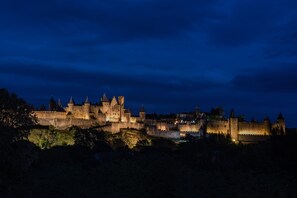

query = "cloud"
[0,59,223,94]
[264,19,297,58]
[1,0,297,126]
[231,63,297,93]
[0,0,219,43]
[206,0,283,47]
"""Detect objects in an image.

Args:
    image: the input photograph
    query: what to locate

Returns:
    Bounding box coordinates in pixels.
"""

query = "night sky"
[1,0,297,127]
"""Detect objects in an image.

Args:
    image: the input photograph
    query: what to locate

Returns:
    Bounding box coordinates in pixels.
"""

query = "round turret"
[263,116,271,135]
[139,105,146,122]
[67,97,74,112]
[84,97,91,119]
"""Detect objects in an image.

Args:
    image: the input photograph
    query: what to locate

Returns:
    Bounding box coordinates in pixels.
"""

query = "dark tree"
[211,107,224,118]
[49,96,57,111]
[0,89,38,197]
[39,104,47,111]
[48,97,65,112]
[0,88,36,130]
[73,127,112,152]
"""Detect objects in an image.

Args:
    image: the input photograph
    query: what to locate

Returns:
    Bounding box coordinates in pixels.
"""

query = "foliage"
[38,104,46,111]
[73,127,113,151]
[119,129,152,149]
[0,88,39,197]
[5,133,297,198]
[28,127,75,149]
[72,127,154,151]
[28,126,155,151]
[0,88,36,129]
[150,137,176,152]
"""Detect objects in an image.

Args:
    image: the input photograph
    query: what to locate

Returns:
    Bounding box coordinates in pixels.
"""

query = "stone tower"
[67,97,74,113]
[110,96,117,107]
[274,113,286,135]
[263,116,271,135]
[101,93,109,114]
[118,96,125,121]
[139,105,146,122]
[83,97,90,119]
[229,109,239,141]
[118,96,124,106]
[124,109,131,123]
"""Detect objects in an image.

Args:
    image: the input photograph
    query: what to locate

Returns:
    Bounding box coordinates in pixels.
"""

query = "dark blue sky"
[1,0,297,126]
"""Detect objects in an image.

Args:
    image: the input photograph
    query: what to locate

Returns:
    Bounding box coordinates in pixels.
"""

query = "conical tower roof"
[58,98,63,107]
[68,97,74,105]
[85,96,90,104]
[101,93,109,102]
[277,113,284,120]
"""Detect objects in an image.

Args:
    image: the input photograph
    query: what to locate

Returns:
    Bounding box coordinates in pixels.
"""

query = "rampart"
[37,117,98,129]
[34,111,67,119]
[178,123,202,132]
[206,120,229,134]
[100,122,144,134]
[69,106,87,119]
[238,122,270,135]
[156,122,175,131]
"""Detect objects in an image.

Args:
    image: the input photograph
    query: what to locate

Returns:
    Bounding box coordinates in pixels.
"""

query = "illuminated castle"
[35,94,145,130]
[151,109,286,142]
[206,110,286,141]
[35,94,286,142]
[65,94,145,123]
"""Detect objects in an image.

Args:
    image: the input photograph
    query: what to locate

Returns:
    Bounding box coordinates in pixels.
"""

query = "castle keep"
[35,94,145,131]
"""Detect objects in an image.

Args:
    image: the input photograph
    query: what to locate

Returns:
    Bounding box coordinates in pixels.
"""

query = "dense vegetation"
[1,88,297,198]
[4,132,297,198]
[28,126,75,149]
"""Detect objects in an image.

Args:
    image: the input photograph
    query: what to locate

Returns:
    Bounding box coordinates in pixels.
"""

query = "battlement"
[149,111,285,142]
[35,94,145,130]
[34,111,67,119]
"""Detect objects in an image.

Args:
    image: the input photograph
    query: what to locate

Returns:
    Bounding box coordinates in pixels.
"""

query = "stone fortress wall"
[151,110,286,141]
[206,119,271,136]
[206,120,229,134]
[34,94,145,133]
[238,121,270,135]
[101,122,144,134]
[37,117,99,129]
[178,123,203,132]
[35,95,286,141]
[34,111,67,119]
[205,112,285,141]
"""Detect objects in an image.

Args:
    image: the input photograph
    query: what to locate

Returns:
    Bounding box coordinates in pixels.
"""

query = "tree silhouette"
[39,104,46,111]
[0,89,38,197]
[49,96,57,111]
[0,88,36,130]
